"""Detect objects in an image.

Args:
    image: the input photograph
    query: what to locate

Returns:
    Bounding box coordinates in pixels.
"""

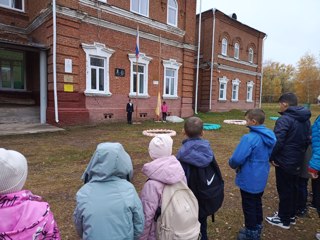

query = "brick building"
[196,9,266,112]
[0,0,196,125]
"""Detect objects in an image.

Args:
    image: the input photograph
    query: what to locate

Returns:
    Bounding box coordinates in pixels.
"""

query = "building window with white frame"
[163,59,181,98]
[221,38,228,56]
[82,42,114,96]
[247,81,254,102]
[128,53,152,97]
[218,76,228,100]
[234,43,240,59]
[231,78,240,101]
[0,0,24,11]
[167,0,178,27]
[248,48,254,63]
[131,0,149,17]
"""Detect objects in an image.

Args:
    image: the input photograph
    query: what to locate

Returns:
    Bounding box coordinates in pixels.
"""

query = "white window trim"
[167,0,178,27]
[231,78,241,102]
[130,0,149,17]
[162,58,181,98]
[222,38,228,56]
[0,0,24,12]
[82,42,114,96]
[246,80,254,102]
[128,53,152,98]
[248,48,254,63]
[98,0,106,3]
[234,43,239,59]
[218,76,228,101]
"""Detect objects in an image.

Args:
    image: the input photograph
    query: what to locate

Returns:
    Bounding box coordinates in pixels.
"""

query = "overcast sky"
[196,0,320,67]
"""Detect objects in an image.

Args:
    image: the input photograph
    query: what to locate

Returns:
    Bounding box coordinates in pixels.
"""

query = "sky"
[196,0,320,67]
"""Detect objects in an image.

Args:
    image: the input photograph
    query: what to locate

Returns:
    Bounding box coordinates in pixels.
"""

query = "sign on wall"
[115,68,125,77]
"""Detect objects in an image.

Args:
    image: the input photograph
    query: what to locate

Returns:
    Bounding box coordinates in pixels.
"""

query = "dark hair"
[245,108,265,124]
[278,92,298,106]
[184,117,203,138]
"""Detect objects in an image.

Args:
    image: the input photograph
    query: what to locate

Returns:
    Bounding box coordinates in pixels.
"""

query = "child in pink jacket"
[0,148,61,240]
[139,134,186,240]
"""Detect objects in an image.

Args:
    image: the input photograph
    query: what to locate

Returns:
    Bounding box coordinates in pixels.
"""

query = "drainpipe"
[209,9,216,110]
[259,34,267,108]
[53,0,59,122]
[195,0,202,114]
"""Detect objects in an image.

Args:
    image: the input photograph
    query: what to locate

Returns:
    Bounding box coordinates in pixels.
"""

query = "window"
[218,76,228,100]
[232,79,240,101]
[167,0,178,27]
[163,59,181,98]
[247,81,254,102]
[128,53,152,97]
[82,42,114,95]
[248,48,254,63]
[131,0,149,17]
[221,38,228,56]
[0,49,25,90]
[0,0,23,11]
[234,43,239,59]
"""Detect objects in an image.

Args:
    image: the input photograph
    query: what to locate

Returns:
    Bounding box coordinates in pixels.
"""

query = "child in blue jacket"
[229,109,276,240]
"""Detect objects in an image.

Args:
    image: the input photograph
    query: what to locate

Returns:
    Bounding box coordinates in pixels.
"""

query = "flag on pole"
[155,91,161,117]
[135,26,140,58]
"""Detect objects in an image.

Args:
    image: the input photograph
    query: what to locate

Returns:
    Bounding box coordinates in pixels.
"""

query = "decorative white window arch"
[131,0,149,17]
[234,43,240,59]
[232,78,241,101]
[128,53,152,98]
[82,42,114,96]
[219,76,229,101]
[247,81,254,102]
[167,0,178,27]
[248,48,254,63]
[162,59,181,98]
[221,38,228,56]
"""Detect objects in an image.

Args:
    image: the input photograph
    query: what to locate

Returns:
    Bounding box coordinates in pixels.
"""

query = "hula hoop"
[142,129,177,137]
[269,116,279,121]
[223,119,247,125]
[203,123,221,130]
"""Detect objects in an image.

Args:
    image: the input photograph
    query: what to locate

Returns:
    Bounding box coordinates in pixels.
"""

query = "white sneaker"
[265,213,290,230]
[316,232,320,240]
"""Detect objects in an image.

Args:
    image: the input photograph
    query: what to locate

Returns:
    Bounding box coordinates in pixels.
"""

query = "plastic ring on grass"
[203,123,221,130]
[142,129,177,137]
[269,116,279,121]
[223,120,247,125]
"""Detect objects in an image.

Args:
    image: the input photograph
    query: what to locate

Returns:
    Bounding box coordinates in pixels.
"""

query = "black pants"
[162,112,167,121]
[275,167,299,225]
[240,189,264,230]
[297,177,309,212]
[199,215,207,240]
[312,177,320,214]
[127,112,132,124]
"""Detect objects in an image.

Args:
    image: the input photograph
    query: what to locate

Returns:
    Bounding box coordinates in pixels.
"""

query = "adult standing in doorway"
[126,98,134,124]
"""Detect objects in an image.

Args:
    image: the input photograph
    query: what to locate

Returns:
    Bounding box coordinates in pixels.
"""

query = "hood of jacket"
[81,142,133,183]
[142,155,185,184]
[280,106,311,122]
[176,138,214,167]
[248,125,276,147]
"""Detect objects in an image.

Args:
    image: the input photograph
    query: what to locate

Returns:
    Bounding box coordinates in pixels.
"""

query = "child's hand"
[310,172,318,179]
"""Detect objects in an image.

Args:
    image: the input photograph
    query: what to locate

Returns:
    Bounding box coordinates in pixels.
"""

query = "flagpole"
[156,34,162,122]
[135,26,139,123]
[195,0,202,114]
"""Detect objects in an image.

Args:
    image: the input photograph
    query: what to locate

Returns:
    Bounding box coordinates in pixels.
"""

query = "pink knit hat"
[148,134,173,160]
[0,148,28,195]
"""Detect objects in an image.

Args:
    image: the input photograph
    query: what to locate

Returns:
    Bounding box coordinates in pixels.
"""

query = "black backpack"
[188,157,224,221]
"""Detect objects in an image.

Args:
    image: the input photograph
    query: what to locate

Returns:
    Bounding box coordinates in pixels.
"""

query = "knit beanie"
[149,134,173,160]
[0,148,28,195]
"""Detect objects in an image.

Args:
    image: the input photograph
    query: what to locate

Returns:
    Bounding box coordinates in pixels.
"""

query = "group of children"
[1,92,320,240]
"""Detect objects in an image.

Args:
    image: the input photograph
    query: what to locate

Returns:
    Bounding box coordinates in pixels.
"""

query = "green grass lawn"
[1,103,319,239]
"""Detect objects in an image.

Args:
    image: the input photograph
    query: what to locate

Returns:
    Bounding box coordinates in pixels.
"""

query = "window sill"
[231,100,239,102]
[246,100,253,103]
[129,93,150,99]
[163,95,179,100]
[218,99,227,102]
[84,91,112,97]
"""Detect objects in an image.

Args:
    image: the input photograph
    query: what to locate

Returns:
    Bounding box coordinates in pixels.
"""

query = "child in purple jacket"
[0,148,61,239]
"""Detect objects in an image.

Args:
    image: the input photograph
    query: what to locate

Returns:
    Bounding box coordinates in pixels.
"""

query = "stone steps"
[0,105,40,124]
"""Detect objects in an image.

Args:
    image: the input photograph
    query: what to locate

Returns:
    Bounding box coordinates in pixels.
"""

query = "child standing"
[229,109,276,240]
[176,116,215,240]
[161,101,168,122]
[0,148,61,239]
[139,134,199,240]
[265,92,311,229]
[73,142,144,240]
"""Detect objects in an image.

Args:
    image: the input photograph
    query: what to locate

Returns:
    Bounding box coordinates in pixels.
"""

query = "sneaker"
[273,211,296,225]
[265,214,290,229]
[316,232,320,240]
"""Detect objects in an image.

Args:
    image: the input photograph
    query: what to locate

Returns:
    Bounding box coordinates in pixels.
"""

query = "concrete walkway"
[0,123,64,136]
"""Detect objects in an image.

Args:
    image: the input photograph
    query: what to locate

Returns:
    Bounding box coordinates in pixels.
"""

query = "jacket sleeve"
[73,192,86,238]
[310,117,320,171]
[43,205,61,239]
[229,135,252,169]
[139,180,161,240]
[132,189,145,240]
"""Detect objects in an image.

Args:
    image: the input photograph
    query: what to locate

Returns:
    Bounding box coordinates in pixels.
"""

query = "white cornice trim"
[79,0,185,37]
[57,6,196,51]
[217,63,262,77]
[218,54,258,68]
